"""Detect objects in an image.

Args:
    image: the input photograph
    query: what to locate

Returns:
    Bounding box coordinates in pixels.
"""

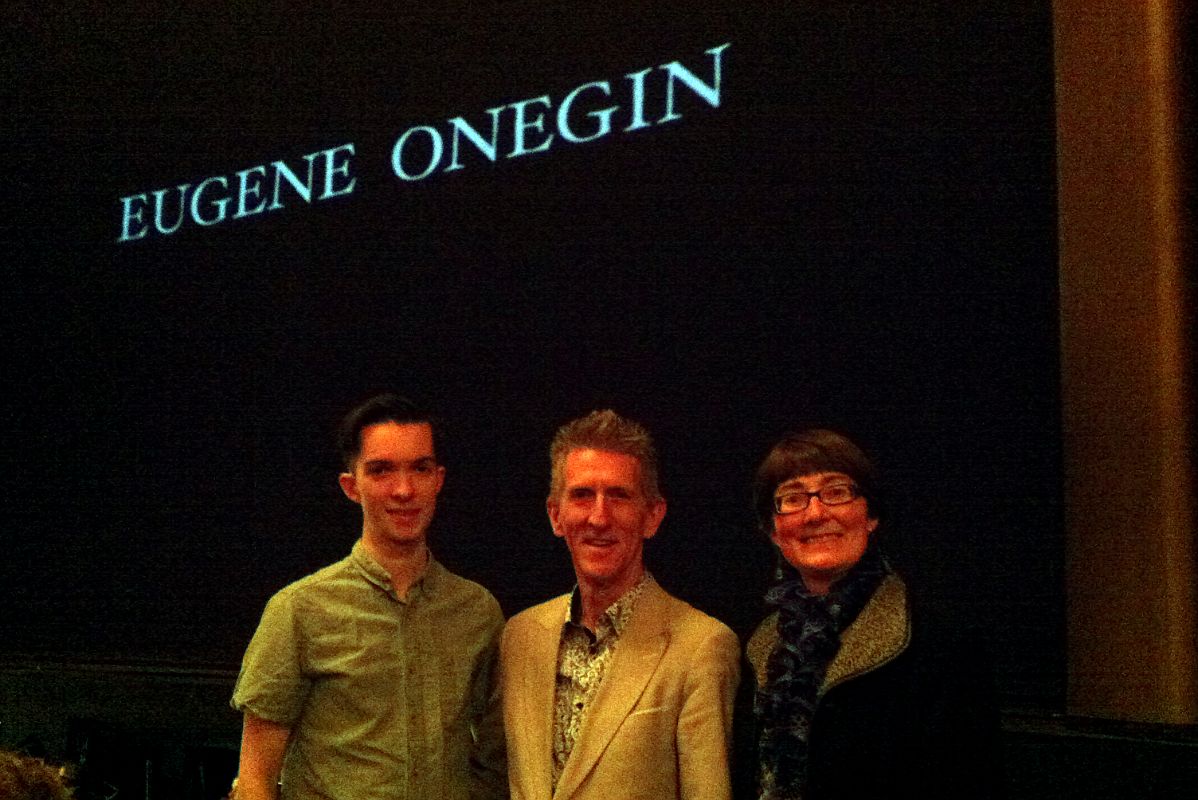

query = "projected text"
[391,43,730,180]
[116,42,730,243]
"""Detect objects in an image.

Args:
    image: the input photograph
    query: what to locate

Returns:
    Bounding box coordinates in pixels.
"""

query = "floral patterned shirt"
[551,573,653,788]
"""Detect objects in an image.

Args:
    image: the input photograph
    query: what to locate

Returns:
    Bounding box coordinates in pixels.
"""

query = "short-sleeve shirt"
[231,540,506,800]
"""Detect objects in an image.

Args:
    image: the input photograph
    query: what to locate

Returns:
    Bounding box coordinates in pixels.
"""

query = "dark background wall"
[3,0,1061,717]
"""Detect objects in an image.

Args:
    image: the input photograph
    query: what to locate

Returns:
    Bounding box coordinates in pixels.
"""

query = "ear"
[547,498,564,538]
[339,472,361,505]
[641,499,667,540]
[866,516,879,535]
[433,465,446,496]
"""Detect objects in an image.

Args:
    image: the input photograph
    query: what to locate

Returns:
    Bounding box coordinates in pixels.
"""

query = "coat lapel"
[512,598,569,800]
[553,583,671,800]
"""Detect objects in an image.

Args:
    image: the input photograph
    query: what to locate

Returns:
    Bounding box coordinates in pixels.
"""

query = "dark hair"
[752,428,883,534]
[548,409,662,501]
[337,393,437,471]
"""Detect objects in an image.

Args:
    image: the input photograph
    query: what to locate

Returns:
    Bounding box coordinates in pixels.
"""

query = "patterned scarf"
[754,545,889,800]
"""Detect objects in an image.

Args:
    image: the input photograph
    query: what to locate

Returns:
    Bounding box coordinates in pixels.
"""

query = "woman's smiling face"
[770,471,878,595]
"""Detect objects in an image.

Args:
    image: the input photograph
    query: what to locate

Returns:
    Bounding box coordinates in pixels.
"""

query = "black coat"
[739,573,1005,799]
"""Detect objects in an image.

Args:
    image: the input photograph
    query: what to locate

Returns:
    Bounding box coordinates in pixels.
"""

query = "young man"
[500,410,740,800]
[231,394,505,800]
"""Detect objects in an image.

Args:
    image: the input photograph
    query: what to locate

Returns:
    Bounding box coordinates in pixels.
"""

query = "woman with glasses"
[743,429,1003,799]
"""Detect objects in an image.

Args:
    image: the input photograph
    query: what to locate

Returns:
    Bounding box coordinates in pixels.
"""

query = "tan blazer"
[500,581,740,800]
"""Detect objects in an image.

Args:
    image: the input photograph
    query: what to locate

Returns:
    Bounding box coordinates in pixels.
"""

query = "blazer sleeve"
[677,620,742,800]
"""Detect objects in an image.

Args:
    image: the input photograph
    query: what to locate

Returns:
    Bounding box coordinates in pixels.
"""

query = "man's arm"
[677,622,742,800]
[468,600,508,800]
[234,713,291,800]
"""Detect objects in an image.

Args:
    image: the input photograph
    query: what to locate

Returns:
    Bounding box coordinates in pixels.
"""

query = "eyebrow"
[566,484,636,496]
[363,456,438,468]
[776,475,850,492]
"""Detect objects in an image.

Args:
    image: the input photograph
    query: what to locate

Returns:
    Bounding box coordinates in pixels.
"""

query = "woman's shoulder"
[745,611,780,686]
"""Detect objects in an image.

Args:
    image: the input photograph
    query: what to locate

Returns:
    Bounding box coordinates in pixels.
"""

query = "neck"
[577,567,644,630]
[802,578,831,596]
[362,534,429,598]
[799,568,847,597]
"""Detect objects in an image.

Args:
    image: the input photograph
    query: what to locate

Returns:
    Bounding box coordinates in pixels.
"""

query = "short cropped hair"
[337,393,438,471]
[752,428,883,534]
[548,410,662,502]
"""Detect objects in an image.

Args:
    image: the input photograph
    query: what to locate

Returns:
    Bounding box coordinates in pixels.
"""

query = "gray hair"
[548,409,662,501]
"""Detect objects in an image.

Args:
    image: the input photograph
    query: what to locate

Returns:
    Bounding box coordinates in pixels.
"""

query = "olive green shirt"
[232,540,506,800]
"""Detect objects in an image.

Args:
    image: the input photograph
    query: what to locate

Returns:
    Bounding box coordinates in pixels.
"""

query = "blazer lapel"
[513,598,569,800]
[553,583,671,800]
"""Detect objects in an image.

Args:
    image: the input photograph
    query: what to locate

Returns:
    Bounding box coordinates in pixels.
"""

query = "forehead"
[776,471,853,492]
[357,421,436,461]
[562,448,643,487]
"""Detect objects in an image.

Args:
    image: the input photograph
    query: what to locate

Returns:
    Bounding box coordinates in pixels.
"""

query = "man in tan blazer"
[501,410,740,800]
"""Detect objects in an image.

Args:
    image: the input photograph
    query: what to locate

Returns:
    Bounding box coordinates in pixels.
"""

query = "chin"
[387,529,426,544]
[581,568,616,584]
[580,566,624,587]
[797,560,849,576]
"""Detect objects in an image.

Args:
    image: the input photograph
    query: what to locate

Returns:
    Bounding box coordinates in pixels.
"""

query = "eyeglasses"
[773,483,861,515]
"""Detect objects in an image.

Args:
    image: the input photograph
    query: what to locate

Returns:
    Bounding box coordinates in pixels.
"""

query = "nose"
[587,495,611,528]
[804,496,832,521]
[391,471,415,499]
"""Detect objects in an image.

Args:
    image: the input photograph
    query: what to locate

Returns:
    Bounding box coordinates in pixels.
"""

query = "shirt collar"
[565,571,653,638]
[351,539,444,601]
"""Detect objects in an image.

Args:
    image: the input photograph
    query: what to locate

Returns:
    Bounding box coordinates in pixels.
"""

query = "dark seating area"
[1003,712,1198,799]
[2,661,240,800]
[61,721,237,800]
